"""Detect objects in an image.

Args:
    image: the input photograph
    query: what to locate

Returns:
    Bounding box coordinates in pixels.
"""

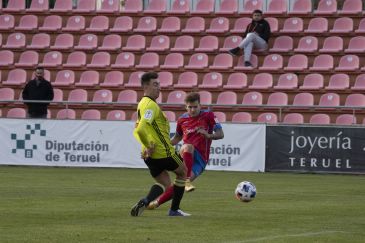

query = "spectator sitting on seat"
[228,9,271,67]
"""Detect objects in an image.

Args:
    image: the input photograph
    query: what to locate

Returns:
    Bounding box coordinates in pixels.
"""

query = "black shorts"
[144,152,183,178]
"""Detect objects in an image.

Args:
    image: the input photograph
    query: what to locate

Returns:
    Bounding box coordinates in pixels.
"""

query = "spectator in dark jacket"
[22,67,54,118]
[228,9,271,67]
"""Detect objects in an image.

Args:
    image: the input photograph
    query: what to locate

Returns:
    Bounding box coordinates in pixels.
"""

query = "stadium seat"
[98,34,122,51]
[14,50,39,68]
[293,93,314,107]
[214,112,226,123]
[265,0,287,15]
[0,50,14,67]
[294,36,318,52]
[314,0,337,15]
[191,0,215,15]
[216,91,237,105]
[97,0,120,14]
[50,0,72,13]
[158,16,180,33]
[345,94,365,107]
[335,55,359,71]
[170,35,194,52]
[209,53,233,70]
[0,87,15,100]
[345,36,365,53]
[220,36,243,51]
[122,0,142,14]
[87,52,111,68]
[110,16,133,33]
[280,17,303,33]
[284,54,308,71]
[81,109,101,120]
[100,71,124,88]
[39,15,62,31]
[223,73,248,89]
[166,90,186,104]
[26,0,49,13]
[3,69,27,85]
[106,110,126,121]
[3,33,26,49]
[0,14,15,30]
[242,91,263,106]
[63,15,85,32]
[283,113,304,124]
[50,33,74,50]
[289,0,312,15]
[136,52,159,69]
[181,17,205,34]
[144,0,166,14]
[195,36,219,52]
[14,15,38,31]
[355,18,365,33]
[325,74,350,90]
[266,17,279,32]
[330,17,353,33]
[160,53,184,70]
[122,35,145,52]
[146,35,170,52]
[174,72,198,88]
[0,34,2,47]
[240,0,263,14]
[338,0,362,15]
[6,108,26,118]
[124,71,144,88]
[53,70,75,86]
[185,53,208,70]
[73,0,96,13]
[75,71,99,87]
[111,52,135,69]
[198,90,212,105]
[134,17,157,33]
[336,114,356,125]
[74,34,98,51]
[304,17,328,33]
[231,17,251,34]
[273,73,298,90]
[257,113,278,124]
[39,51,62,68]
[206,17,229,34]
[216,0,238,15]
[93,89,113,103]
[351,74,365,91]
[158,71,173,88]
[249,73,273,90]
[164,111,176,122]
[68,89,88,103]
[270,36,294,52]
[258,54,283,71]
[86,15,109,33]
[199,72,222,89]
[267,92,288,106]
[309,54,334,71]
[309,114,331,124]
[56,109,76,119]
[234,54,258,70]
[52,88,63,102]
[299,73,324,90]
[63,51,87,68]
[319,36,343,53]
[168,0,190,14]
[318,93,340,109]
[3,0,25,13]
[231,112,252,123]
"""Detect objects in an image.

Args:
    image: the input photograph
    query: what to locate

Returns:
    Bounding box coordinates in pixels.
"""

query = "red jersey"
[176,110,222,163]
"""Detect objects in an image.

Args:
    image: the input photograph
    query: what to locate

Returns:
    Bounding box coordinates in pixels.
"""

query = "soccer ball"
[235,181,256,202]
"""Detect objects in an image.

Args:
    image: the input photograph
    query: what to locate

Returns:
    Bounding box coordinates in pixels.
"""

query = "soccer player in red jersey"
[148,92,224,209]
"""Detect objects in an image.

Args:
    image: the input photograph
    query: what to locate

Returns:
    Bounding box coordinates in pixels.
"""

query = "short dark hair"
[141,72,158,86]
[253,9,263,15]
[185,92,200,103]
[35,66,44,71]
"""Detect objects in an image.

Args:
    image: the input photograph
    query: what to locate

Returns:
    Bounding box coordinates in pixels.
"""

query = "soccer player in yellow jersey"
[131,72,190,217]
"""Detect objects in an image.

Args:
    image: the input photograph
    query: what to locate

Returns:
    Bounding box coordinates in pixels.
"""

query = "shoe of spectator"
[244,61,252,67]
[228,47,240,56]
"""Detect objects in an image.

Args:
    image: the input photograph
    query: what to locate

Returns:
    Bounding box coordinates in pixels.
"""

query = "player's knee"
[181,144,194,153]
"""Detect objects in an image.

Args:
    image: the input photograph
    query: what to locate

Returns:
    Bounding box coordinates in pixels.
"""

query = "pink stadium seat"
[335,55,359,71]
[249,73,273,90]
[209,53,233,70]
[170,35,194,52]
[257,113,278,124]
[242,91,263,106]
[338,0,362,15]
[14,15,38,31]
[52,88,63,102]
[122,35,146,51]
[336,114,356,125]
[214,112,226,123]
[134,17,157,33]
[98,34,121,51]
[266,0,287,15]
[182,17,205,33]
[0,14,15,30]
[274,73,298,90]
[160,53,184,70]
[158,17,180,33]
[3,33,25,49]
[294,36,318,52]
[289,0,312,15]
[39,51,62,68]
[220,36,243,51]
[0,50,14,67]
[39,15,62,31]
[0,34,2,47]
[81,109,101,120]
[325,74,350,90]
[283,113,304,124]
[206,17,229,34]
[280,17,303,33]
[136,52,159,69]
[192,0,215,15]
[74,34,98,51]
[185,53,208,70]
[124,71,144,88]
[97,0,120,14]
[50,0,73,13]
[293,93,314,107]
[217,0,238,14]
[267,92,288,106]
[199,72,223,89]
[309,54,334,71]
[216,91,237,105]
[0,87,15,100]
[110,16,132,33]
[63,15,85,32]
[304,17,328,33]
[266,17,279,32]
[53,70,75,87]
[231,112,252,123]
[223,73,248,89]
[319,36,343,53]
[146,35,170,52]
[122,0,143,14]
[314,0,337,15]
[299,73,324,90]
[86,15,109,33]
[100,71,124,88]
[56,109,76,119]
[27,0,49,13]
[174,72,198,88]
[231,17,251,34]
[3,69,27,85]
[106,110,126,121]
[14,50,39,68]
[73,0,96,13]
[75,71,99,87]
[351,74,365,91]
[63,51,87,68]
[330,17,353,33]
[87,52,111,68]
[111,52,135,69]
[270,36,294,52]
[164,111,176,122]
[7,108,26,118]
[198,90,212,105]
[345,94,365,107]
[355,18,365,33]
[241,0,263,14]
[168,0,190,14]
[318,93,340,108]
[3,0,25,13]
[144,0,166,14]
[284,54,308,71]
[195,36,219,52]
[93,89,113,103]
[258,54,283,71]
[50,33,74,50]
[166,90,186,104]
[158,71,173,88]
[68,89,88,103]
[234,54,258,70]
[344,36,365,53]
[310,114,331,124]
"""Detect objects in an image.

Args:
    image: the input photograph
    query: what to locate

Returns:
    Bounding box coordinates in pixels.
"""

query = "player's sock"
[157,185,174,205]
[183,152,194,178]
[170,179,186,211]
[146,183,164,204]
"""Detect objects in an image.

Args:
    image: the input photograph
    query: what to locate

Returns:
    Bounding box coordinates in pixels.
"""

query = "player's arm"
[197,127,224,140]
[170,132,182,146]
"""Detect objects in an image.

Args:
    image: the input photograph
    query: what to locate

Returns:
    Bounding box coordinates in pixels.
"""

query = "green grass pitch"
[0,166,364,243]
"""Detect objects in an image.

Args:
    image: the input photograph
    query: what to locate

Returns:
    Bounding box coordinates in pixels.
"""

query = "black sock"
[145,184,164,204]
[170,179,185,211]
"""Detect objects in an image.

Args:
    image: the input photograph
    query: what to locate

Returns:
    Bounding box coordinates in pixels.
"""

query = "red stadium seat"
[217,0,238,15]
[112,52,135,69]
[134,17,157,33]
[267,92,288,106]
[283,113,304,124]
[63,51,87,68]
[231,112,252,123]
[86,15,109,33]
[122,0,143,14]
[52,88,63,102]
[56,109,76,119]
[270,36,293,52]
[122,35,145,52]
[98,34,122,51]
[53,70,75,87]
[294,36,318,52]
[170,35,194,52]
[284,54,308,71]
[97,0,120,14]
[345,36,365,53]
[39,51,62,68]
[144,0,166,14]
[231,17,251,34]
[50,0,72,13]
[124,71,144,88]
[110,16,133,33]
[87,52,111,68]
[146,35,170,52]
[266,0,287,15]
[168,0,190,14]
[304,17,328,33]
[234,54,258,70]
[325,74,350,90]
[199,72,223,89]
[158,71,173,88]
[335,55,359,71]
[274,73,298,90]
[0,87,15,100]
[68,89,88,103]
[3,33,26,49]
[314,0,337,15]
[174,72,198,88]
[27,0,49,13]
[318,93,340,108]
[330,17,353,33]
[258,54,283,71]
[106,110,126,121]
[39,15,62,31]
[198,91,212,105]
[309,54,334,71]
[336,114,356,125]
[93,89,113,103]
[75,71,99,87]
[355,18,365,33]
[3,0,25,13]
[266,17,279,32]
[240,0,263,14]
[74,34,98,51]
[164,111,176,122]
[242,91,263,106]
[249,73,273,90]
[345,94,365,107]
[220,36,243,51]
[160,53,184,70]
[299,73,324,90]
[135,52,159,69]
[280,17,303,33]
[7,108,26,118]
[319,36,343,53]
[73,0,96,13]
[217,91,237,105]
[81,109,101,120]
[3,69,27,85]
[158,17,181,33]
[195,36,219,52]
[257,113,278,124]
[209,53,233,70]
[0,14,15,30]
[214,112,226,123]
[0,50,14,67]
[293,93,314,107]
[166,90,186,104]
[63,15,85,32]
[351,74,365,91]
[338,0,362,15]
[310,114,331,124]
[185,53,208,70]
[223,73,248,89]
[14,15,38,31]
[182,17,205,34]
[289,0,312,15]
[206,17,229,34]
[191,0,215,15]
[14,50,39,68]
[50,33,74,51]
[100,71,124,88]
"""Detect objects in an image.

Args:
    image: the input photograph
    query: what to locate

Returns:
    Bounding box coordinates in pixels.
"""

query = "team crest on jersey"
[144,109,153,120]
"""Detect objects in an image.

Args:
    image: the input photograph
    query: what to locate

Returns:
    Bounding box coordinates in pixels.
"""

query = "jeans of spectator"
[238,33,268,62]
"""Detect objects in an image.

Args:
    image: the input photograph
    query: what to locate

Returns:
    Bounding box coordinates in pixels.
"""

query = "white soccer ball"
[235,181,256,202]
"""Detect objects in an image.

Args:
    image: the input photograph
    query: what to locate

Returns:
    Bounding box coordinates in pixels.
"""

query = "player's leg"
[179,144,195,192]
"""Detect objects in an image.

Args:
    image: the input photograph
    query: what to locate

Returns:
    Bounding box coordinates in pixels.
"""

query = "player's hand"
[196,128,211,139]
[142,143,156,159]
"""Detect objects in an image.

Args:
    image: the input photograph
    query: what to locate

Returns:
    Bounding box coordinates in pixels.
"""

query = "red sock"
[157,185,174,205]
[183,152,194,178]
